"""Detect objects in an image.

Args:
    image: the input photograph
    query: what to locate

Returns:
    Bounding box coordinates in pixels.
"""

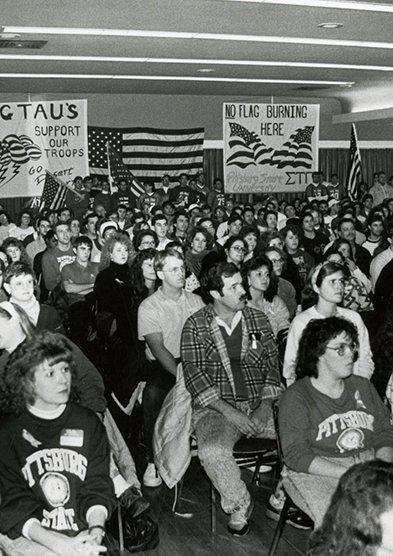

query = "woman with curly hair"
[2,237,32,266]
[283,261,374,386]
[94,234,146,425]
[0,329,116,556]
[308,460,393,556]
[279,317,393,529]
[242,255,289,338]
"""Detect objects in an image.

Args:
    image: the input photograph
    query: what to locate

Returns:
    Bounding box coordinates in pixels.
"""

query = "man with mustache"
[181,262,282,537]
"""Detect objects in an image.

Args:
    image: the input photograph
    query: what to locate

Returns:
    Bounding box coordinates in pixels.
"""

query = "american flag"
[39,171,68,211]
[226,123,273,169]
[88,126,204,184]
[107,145,144,198]
[347,123,362,200]
[271,126,314,169]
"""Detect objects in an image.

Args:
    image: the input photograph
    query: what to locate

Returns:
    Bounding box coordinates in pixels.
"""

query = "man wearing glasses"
[138,247,204,488]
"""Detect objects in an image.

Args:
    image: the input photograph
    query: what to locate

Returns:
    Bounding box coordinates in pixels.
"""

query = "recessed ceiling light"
[197,68,215,73]
[318,22,343,29]
[0,33,20,38]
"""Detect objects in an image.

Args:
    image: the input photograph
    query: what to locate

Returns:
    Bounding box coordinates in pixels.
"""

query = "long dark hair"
[308,460,393,556]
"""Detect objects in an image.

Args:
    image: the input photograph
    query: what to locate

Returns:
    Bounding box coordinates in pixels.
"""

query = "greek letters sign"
[223,103,319,194]
[0,100,88,197]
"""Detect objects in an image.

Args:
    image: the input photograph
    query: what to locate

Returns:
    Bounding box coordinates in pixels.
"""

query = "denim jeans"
[194,401,274,515]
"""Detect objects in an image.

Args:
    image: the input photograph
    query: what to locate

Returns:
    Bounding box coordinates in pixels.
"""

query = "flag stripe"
[39,171,68,211]
[123,162,203,171]
[123,139,203,148]
[123,149,204,159]
[123,127,204,139]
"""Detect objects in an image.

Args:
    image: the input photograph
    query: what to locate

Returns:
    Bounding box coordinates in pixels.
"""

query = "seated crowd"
[1,168,393,553]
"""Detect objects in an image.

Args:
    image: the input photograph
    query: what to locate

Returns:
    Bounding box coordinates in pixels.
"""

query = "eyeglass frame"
[325,343,356,357]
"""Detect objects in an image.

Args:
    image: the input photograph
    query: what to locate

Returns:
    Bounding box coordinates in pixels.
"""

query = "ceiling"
[1,0,393,117]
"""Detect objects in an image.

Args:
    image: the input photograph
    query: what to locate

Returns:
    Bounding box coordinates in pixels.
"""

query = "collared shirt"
[182,304,282,409]
[138,287,204,360]
[215,310,242,336]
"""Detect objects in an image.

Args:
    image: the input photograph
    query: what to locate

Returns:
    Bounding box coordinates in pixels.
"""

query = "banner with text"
[0,100,88,197]
[223,103,319,195]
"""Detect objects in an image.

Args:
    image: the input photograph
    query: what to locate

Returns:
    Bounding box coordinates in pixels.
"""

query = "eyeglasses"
[140,240,156,247]
[231,245,246,253]
[325,343,355,357]
[270,258,283,265]
[162,265,186,275]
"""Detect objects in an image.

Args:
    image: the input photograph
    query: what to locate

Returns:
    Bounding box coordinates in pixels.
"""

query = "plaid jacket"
[181,304,282,409]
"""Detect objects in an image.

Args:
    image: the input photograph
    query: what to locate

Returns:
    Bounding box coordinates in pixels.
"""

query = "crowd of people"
[1,168,393,554]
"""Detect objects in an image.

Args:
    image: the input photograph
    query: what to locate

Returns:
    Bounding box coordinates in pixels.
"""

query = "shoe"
[227,497,254,537]
[143,463,162,488]
[120,485,151,518]
[266,501,313,530]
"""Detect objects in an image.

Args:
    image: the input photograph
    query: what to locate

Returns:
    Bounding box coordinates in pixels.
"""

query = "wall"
[0,92,391,141]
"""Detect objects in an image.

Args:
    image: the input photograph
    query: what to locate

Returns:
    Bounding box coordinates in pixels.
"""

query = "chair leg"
[210,482,216,533]
[117,502,125,553]
[267,495,291,556]
[172,477,184,514]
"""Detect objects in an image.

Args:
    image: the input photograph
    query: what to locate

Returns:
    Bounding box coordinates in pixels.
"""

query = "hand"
[346,258,357,272]
[226,407,260,437]
[250,404,272,435]
[56,531,107,556]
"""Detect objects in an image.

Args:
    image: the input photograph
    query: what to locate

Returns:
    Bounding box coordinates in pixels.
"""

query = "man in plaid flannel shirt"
[181,262,282,537]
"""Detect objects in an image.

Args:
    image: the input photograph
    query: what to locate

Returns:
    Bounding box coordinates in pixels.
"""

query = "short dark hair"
[227,214,243,225]
[173,210,189,224]
[73,235,93,250]
[152,214,167,225]
[295,316,358,379]
[201,261,239,303]
[0,330,78,415]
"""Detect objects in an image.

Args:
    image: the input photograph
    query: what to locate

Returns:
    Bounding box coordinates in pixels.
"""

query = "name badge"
[60,429,84,447]
[249,332,262,349]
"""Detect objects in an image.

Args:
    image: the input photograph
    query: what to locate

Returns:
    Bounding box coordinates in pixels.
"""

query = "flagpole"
[106,141,114,194]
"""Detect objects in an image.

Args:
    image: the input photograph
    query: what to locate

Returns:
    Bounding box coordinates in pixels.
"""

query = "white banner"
[0,100,88,198]
[223,103,319,194]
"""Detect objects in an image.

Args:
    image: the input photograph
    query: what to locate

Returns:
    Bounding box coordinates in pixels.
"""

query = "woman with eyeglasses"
[283,261,374,387]
[279,317,393,529]
[224,236,247,269]
[133,229,158,252]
